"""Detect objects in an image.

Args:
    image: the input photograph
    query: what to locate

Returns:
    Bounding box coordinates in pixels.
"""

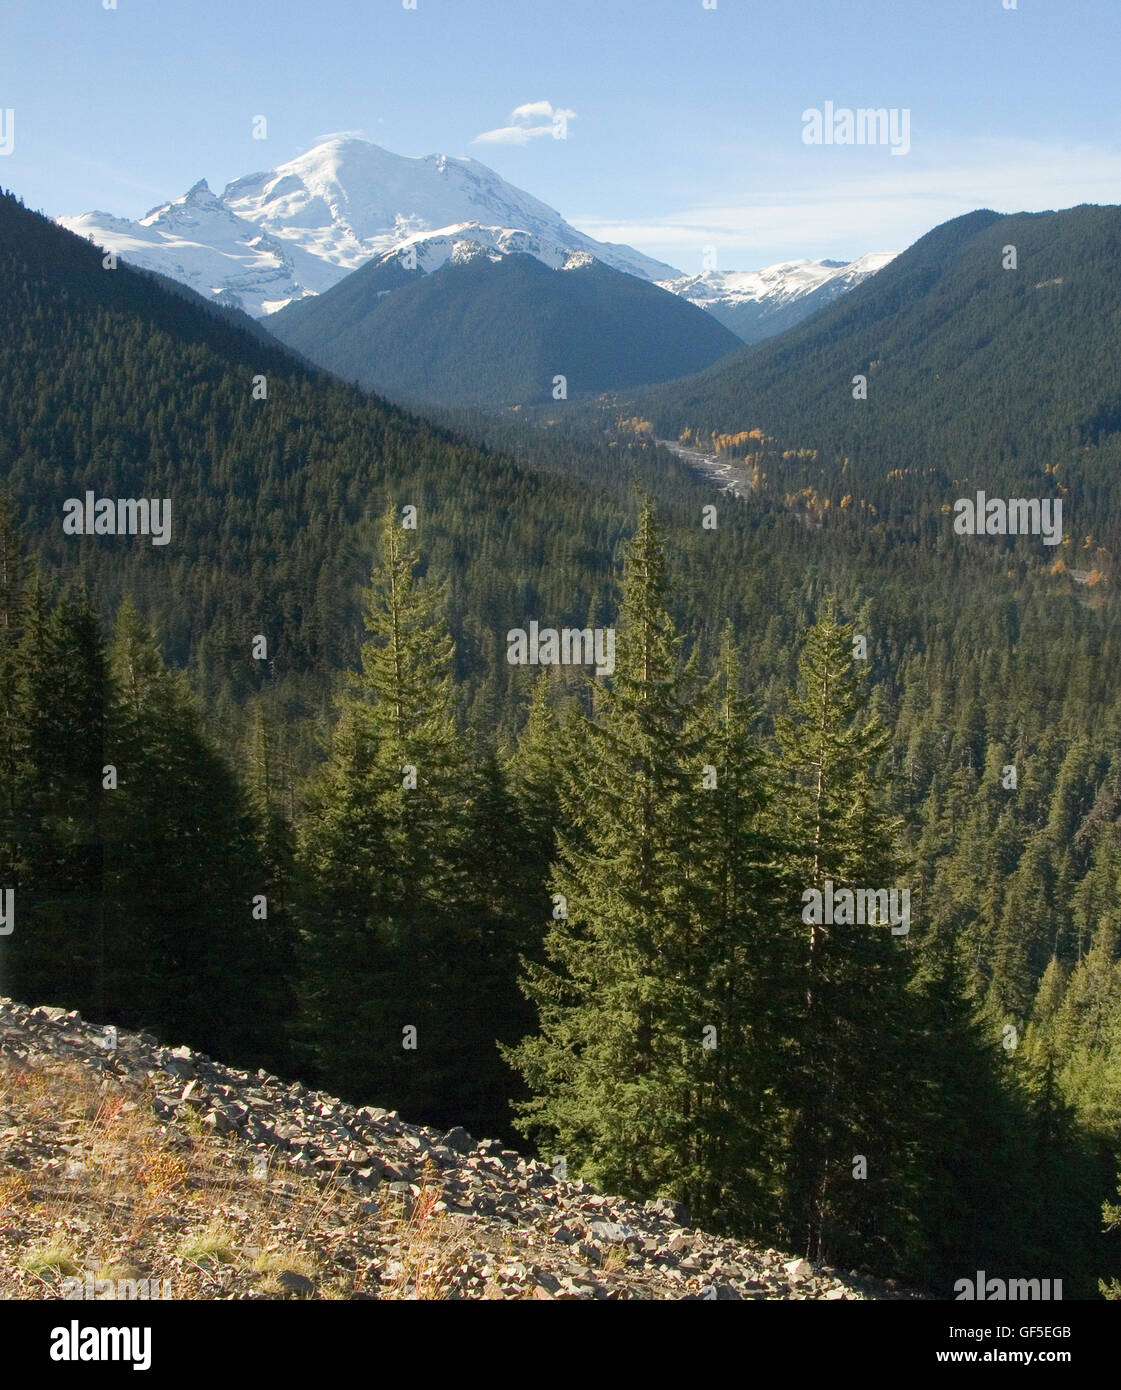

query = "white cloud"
[510,100,555,123]
[473,100,576,146]
[311,128,367,145]
[571,139,1121,267]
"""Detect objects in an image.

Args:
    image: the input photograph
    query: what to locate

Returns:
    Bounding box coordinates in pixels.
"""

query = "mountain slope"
[59,137,679,315]
[639,205,1121,542]
[59,178,344,317]
[0,188,652,729]
[267,245,742,408]
[0,999,911,1301]
[657,253,896,344]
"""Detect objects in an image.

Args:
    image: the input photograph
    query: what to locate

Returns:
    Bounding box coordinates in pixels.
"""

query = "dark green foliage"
[297,509,530,1135]
[6,185,1121,1297]
[682,629,789,1236]
[0,189,637,763]
[0,561,294,1068]
[639,207,1121,549]
[268,252,741,409]
[6,582,109,1017]
[506,503,712,1195]
[772,599,922,1266]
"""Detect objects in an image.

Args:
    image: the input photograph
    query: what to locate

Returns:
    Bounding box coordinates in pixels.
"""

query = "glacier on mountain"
[60,137,679,317]
[58,137,895,330]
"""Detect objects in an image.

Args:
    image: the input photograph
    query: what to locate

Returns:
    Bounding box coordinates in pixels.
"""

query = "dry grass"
[0,1056,475,1300]
[176,1219,238,1268]
[20,1240,81,1278]
[382,1160,467,1300]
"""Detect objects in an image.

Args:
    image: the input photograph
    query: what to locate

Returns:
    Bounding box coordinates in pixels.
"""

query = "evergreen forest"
[3,189,1121,1298]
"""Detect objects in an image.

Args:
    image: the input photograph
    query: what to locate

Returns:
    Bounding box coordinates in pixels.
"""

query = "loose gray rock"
[587,1221,641,1245]
[441,1126,473,1155]
[0,996,921,1304]
[646,1197,691,1227]
[276,1270,316,1298]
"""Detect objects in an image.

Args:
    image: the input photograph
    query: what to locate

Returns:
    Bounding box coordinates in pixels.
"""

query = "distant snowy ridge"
[657,253,897,307]
[657,254,898,343]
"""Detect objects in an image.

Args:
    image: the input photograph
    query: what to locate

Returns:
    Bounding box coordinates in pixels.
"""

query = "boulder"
[441,1126,474,1155]
[276,1270,316,1298]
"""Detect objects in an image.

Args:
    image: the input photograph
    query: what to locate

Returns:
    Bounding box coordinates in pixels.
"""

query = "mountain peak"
[62,137,680,315]
[136,178,224,228]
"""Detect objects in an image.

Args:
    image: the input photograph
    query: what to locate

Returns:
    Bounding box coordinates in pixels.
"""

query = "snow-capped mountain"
[59,137,679,317]
[657,253,898,344]
[60,180,341,317]
[60,138,895,334]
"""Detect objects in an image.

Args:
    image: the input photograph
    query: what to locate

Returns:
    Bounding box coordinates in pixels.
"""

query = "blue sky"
[2,0,1119,271]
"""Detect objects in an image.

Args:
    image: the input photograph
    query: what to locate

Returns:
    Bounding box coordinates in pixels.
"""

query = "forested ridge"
[625,205,1121,551]
[0,191,639,760]
[267,249,741,410]
[2,190,1121,1297]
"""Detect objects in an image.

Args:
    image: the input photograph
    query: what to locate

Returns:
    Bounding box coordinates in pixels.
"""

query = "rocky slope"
[0,999,918,1300]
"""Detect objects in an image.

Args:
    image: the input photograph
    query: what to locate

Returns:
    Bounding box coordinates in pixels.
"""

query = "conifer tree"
[510,670,564,887]
[773,597,919,1265]
[508,501,705,1199]
[1101,1167,1121,1299]
[456,745,542,1135]
[299,507,514,1128]
[0,496,28,845]
[9,584,109,1016]
[1025,955,1070,1068]
[103,599,289,1066]
[1071,835,1119,961]
[0,499,30,1000]
[1047,916,1121,1135]
[907,932,1036,1290]
[685,625,789,1234]
[988,835,1059,1019]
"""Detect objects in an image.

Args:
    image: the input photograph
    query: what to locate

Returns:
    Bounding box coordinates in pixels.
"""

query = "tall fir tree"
[773,596,921,1267]
[508,501,707,1199]
[8,583,109,1017]
[0,498,30,1000]
[299,507,520,1130]
[685,625,790,1235]
[103,598,291,1067]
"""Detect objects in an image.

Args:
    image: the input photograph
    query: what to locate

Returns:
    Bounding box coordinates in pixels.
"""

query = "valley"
[4,2,1121,1328]
[656,437,749,496]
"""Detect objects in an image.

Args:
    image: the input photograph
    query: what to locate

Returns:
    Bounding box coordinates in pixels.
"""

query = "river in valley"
[656,438,748,497]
